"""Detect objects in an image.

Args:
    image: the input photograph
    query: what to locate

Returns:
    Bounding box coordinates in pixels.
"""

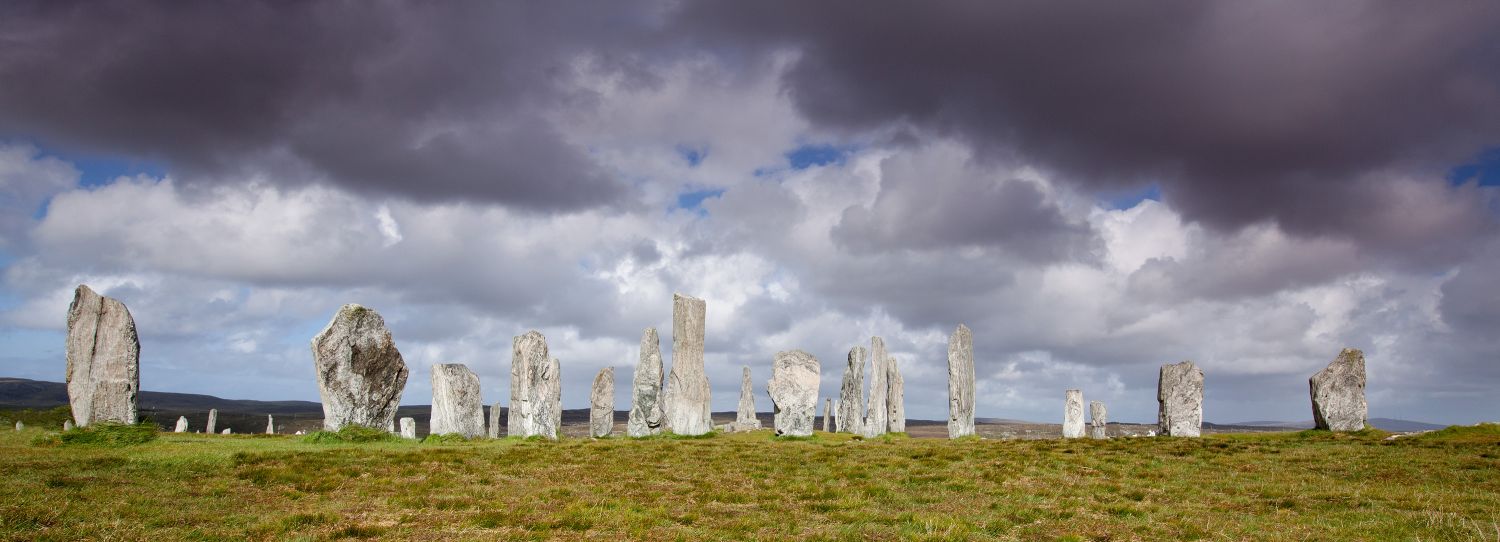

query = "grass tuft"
[33,422,158,447]
[300,425,397,444]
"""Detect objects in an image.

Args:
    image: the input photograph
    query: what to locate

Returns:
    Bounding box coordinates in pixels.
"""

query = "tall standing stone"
[767,350,820,437]
[524,356,562,439]
[206,409,217,434]
[430,363,484,438]
[65,285,140,427]
[735,366,761,431]
[1090,401,1107,439]
[836,346,866,434]
[509,331,549,437]
[1158,361,1204,437]
[823,398,833,432]
[175,416,189,433]
[311,304,409,431]
[1063,390,1085,438]
[266,415,275,435]
[887,358,905,433]
[627,328,665,437]
[399,417,417,439]
[664,294,711,435]
[488,402,501,438]
[947,324,976,438]
[590,367,615,438]
[864,337,889,437]
[1310,348,1368,432]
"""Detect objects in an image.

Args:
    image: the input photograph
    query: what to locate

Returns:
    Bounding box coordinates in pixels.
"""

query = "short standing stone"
[206,409,217,434]
[664,294,711,435]
[175,416,188,433]
[836,346,866,434]
[430,363,484,438]
[864,337,889,437]
[1090,401,1107,439]
[509,330,549,437]
[266,415,275,435]
[1158,361,1204,437]
[823,398,833,432]
[887,358,905,433]
[947,324,976,438]
[399,417,417,439]
[590,367,615,438]
[14,421,22,431]
[311,304,409,431]
[1063,389,1085,438]
[1310,348,1368,432]
[65,285,141,427]
[221,428,232,435]
[63,421,74,431]
[734,366,761,431]
[767,350,820,437]
[627,328,665,437]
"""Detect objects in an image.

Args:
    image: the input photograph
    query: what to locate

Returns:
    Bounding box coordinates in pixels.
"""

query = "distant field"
[2,424,1498,541]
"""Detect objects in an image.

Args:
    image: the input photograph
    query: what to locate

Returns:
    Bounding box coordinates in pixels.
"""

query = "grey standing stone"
[525,357,562,439]
[767,350,820,437]
[430,363,484,438]
[266,415,275,435]
[488,402,501,438]
[311,304,409,431]
[627,328,665,437]
[14,421,22,431]
[175,416,189,433]
[836,346,866,434]
[1063,389,1085,438]
[1158,361,1204,437]
[664,294,711,436]
[887,358,905,433]
[823,398,833,432]
[947,324,976,438]
[590,367,615,438]
[399,417,417,439]
[734,366,761,431]
[65,285,140,427]
[864,337,889,437]
[1311,348,1368,432]
[206,409,217,434]
[509,331,549,437]
[63,421,74,431]
[221,428,231,435]
[1090,401,1107,439]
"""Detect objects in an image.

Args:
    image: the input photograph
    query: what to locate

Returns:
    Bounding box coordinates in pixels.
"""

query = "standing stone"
[947,324,976,438]
[399,417,417,439]
[627,328,665,437]
[1310,348,1368,432]
[590,367,615,438]
[525,357,562,439]
[63,421,74,431]
[430,363,484,438]
[836,346,866,434]
[733,366,761,431]
[767,350,820,437]
[221,428,232,435]
[1063,390,1085,438]
[174,416,189,433]
[664,294,711,435]
[887,358,905,433]
[488,401,501,438]
[65,285,141,427]
[266,415,275,435]
[311,304,409,431]
[1158,361,1204,437]
[1090,401,1107,439]
[823,398,833,432]
[14,421,22,431]
[509,331,549,437]
[864,337,889,437]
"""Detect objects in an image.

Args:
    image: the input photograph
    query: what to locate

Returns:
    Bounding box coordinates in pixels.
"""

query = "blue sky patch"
[676,144,708,167]
[675,188,725,215]
[1099,183,1162,210]
[786,144,847,170]
[1449,147,1500,187]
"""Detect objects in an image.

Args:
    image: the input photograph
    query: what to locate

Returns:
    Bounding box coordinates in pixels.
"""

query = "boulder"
[664,294,711,435]
[311,304,408,431]
[1310,348,1368,432]
[1063,389,1085,438]
[63,421,73,431]
[836,346,866,434]
[734,366,761,431]
[947,324,976,438]
[399,417,417,439]
[175,416,188,433]
[509,330,548,436]
[768,350,820,437]
[590,367,615,438]
[864,337,889,437]
[1090,401,1107,439]
[65,285,141,427]
[1158,361,1204,437]
[627,328,665,437]
[430,363,484,438]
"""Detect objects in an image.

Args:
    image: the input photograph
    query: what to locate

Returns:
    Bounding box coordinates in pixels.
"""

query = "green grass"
[30,422,159,448]
[2,427,1498,540]
[302,425,400,444]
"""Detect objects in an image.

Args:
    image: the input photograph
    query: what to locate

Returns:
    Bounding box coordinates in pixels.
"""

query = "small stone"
[266,415,275,435]
[221,428,232,435]
[206,409,217,434]
[664,294,711,436]
[887,358,905,433]
[14,421,22,431]
[864,337,889,437]
[590,367,615,438]
[509,330,549,437]
[430,363,484,438]
[627,328,665,437]
[1063,389,1085,438]
[1090,401,1107,439]
[947,324,975,438]
[65,285,141,427]
[734,366,761,431]
[768,350,820,437]
[1158,361,1204,437]
[1310,348,1368,432]
[399,417,417,439]
[63,421,74,431]
[836,346,866,434]
[175,416,188,433]
[311,304,409,431]
[823,398,833,432]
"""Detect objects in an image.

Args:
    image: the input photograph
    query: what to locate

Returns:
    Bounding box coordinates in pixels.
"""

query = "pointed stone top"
[955,323,970,335]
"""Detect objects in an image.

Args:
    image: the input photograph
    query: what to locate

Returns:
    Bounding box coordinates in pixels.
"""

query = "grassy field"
[1,423,1498,541]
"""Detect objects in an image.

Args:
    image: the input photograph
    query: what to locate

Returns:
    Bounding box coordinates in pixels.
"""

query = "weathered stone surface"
[399,417,417,439]
[221,428,232,435]
[63,421,73,431]
[525,357,562,439]
[823,398,833,432]
[836,346,866,434]
[664,294,711,435]
[509,331,548,437]
[1063,389,1085,438]
[887,358,905,433]
[768,350,820,437]
[266,415,275,435]
[627,328,665,437]
[206,409,217,434]
[864,337,889,437]
[1311,348,1368,432]
[590,367,615,438]
[311,304,409,431]
[1090,401,1107,439]
[430,363,484,438]
[947,324,976,438]
[175,416,188,433]
[728,366,758,431]
[488,402,501,438]
[65,285,140,427]
[1158,361,1204,437]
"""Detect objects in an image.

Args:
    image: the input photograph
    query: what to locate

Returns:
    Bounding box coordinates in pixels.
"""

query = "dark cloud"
[674,1,1500,246]
[0,1,662,209]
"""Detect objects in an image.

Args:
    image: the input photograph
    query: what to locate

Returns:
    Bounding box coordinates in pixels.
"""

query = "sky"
[1,1,1498,425]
